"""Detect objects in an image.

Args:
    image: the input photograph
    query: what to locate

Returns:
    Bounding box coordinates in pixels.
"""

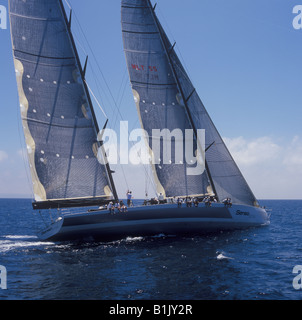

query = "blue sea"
[0,198,302,301]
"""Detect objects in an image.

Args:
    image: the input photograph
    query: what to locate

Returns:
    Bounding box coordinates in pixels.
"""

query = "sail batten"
[14,50,74,61]
[9,0,116,208]
[122,31,159,35]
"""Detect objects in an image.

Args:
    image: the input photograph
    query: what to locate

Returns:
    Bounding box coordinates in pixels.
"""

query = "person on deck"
[108,202,114,214]
[115,202,121,213]
[158,193,165,204]
[187,197,192,207]
[127,191,133,207]
[223,198,232,208]
[204,197,211,207]
[177,197,183,208]
[120,200,127,212]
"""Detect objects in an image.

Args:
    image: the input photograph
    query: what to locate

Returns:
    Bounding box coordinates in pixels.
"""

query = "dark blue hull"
[38,203,270,242]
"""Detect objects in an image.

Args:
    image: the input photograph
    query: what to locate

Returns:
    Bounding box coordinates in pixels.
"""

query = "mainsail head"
[9,0,116,209]
[122,0,259,206]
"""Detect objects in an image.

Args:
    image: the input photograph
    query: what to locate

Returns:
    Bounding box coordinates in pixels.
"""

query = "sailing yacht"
[9,0,269,242]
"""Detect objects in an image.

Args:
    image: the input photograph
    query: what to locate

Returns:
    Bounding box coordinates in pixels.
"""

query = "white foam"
[125,236,144,242]
[4,235,38,240]
[216,252,234,260]
[0,236,54,253]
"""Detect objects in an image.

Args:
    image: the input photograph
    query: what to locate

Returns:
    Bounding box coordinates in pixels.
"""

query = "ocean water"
[0,198,302,300]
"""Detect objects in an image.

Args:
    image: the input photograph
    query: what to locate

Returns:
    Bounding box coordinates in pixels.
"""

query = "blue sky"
[0,0,302,199]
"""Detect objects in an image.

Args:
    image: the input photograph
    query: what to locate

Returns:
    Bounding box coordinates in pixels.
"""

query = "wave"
[3,235,38,240]
[125,236,144,242]
[0,235,54,253]
[216,252,234,260]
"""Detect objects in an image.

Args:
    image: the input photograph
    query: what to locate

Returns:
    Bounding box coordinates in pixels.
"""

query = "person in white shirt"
[158,192,165,204]
[108,202,114,214]
[127,191,133,207]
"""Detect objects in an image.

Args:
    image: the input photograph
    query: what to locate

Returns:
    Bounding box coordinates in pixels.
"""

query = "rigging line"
[67,15,113,120]
[113,71,158,196]
[156,4,192,80]
[127,119,158,196]
[69,8,120,110]
[63,1,116,119]
[65,10,111,110]
[67,1,157,196]
[88,61,113,120]
[73,34,88,57]
[70,13,115,118]
[72,29,152,199]
[88,65,133,193]
[63,0,72,10]
[88,62,144,194]
[111,68,129,131]
[95,68,156,195]
[69,6,133,143]
[118,88,157,196]
[84,80,108,119]
[63,2,133,130]
[117,69,129,111]
[87,62,134,194]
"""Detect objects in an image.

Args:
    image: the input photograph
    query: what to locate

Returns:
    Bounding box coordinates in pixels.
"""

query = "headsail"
[122,0,258,206]
[9,0,117,209]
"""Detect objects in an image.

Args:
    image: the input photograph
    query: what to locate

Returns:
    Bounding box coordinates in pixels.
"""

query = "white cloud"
[223,135,302,199]
[112,135,302,199]
[223,136,281,166]
[0,150,8,162]
[283,136,302,171]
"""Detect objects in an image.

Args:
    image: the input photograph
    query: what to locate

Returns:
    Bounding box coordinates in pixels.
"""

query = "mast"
[58,0,119,202]
[147,0,218,199]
